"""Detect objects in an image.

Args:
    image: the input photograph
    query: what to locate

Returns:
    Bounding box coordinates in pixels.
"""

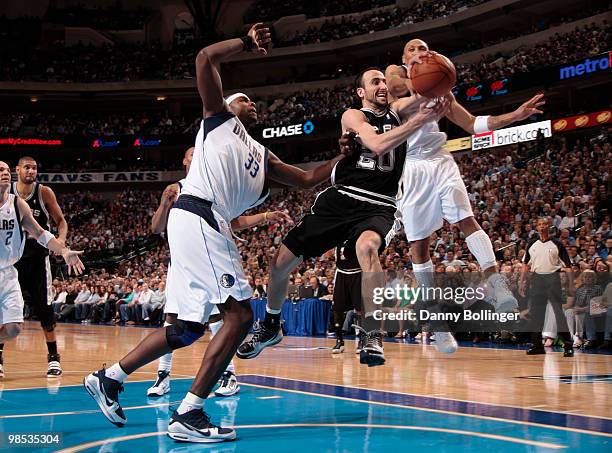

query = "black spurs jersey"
[11,182,50,258]
[333,108,406,206]
[335,242,361,274]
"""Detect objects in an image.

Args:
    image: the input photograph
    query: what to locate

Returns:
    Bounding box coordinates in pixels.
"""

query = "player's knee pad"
[165,320,205,350]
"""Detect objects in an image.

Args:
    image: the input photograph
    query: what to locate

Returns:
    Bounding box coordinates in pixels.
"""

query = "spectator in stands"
[310,276,329,298]
[74,284,92,320]
[52,283,68,315]
[56,284,78,322]
[142,282,164,323]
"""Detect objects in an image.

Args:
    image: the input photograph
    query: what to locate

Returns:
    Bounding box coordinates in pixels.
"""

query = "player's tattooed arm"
[267,151,344,189]
[41,185,68,245]
[17,198,85,275]
[196,23,271,117]
[385,64,411,99]
[151,183,179,234]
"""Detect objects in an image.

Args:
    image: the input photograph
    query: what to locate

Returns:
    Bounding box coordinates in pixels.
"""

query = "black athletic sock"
[46,341,58,356]
[263,311,281,329]
[0,343,3,362]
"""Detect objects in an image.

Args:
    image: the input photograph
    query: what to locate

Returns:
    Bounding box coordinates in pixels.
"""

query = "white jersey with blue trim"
[401,95,447,158]
[182,112,269,221]
[0,194,25,269]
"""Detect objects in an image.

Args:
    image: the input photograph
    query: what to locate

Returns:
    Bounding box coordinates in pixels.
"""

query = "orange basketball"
[410,53,457,98]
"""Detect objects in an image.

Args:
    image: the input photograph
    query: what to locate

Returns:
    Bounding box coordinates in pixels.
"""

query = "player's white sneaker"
[487,273,518,313]
[433,331,458,354]
[167,409,236,443]
[214,371,240,397]
[147,370,171,397]
[83,369,126,427]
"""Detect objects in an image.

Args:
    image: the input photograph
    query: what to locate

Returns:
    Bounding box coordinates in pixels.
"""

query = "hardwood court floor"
[2,321,610,419]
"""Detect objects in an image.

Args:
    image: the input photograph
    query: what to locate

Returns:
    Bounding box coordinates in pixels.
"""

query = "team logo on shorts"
[220,274,235,288]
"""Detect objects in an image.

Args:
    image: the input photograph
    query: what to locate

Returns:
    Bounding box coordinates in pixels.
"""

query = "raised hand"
[513,93,545,121]
[161,185,179,207]
[247,23,272,55]
[62,249,85,275]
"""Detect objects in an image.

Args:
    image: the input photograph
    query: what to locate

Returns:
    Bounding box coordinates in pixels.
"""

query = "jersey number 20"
[356,151,394,172]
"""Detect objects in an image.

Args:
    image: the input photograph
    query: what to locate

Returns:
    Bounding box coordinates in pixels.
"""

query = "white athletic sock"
[177,392,204,415]
[412,260,435,300]
[209,319,236,373]
[465,230,497,271]
[158,322,174,372]
[105,363,128,382]
[266,306,281,315]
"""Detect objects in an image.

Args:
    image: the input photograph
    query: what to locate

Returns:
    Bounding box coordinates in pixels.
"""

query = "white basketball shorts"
[0,266,25,325]
[166,196,251,324]
[398,151,473,242]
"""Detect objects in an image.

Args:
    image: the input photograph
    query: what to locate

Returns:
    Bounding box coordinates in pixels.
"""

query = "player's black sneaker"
[355,326,385,366]
[47,353,62,377]
[331,339,344,354]
[236,321,283,359]
[353,324,367,354]
[526,345,546,355]
[83,368,126,426]
[167,408,236,443]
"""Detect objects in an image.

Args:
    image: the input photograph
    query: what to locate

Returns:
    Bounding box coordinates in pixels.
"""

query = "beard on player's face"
[230,99,258,125]
[365,87,388,108]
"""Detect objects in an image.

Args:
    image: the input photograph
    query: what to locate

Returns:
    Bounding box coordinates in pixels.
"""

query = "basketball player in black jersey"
[331,240,363,354]
[2,156,68,377]
[239,67,449,366]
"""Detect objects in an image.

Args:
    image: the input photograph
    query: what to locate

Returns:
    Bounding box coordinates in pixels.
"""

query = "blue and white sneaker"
[83,368,126,427]
[147,370,171,397]
[236,321,283,359]
[214,371,240,397]
[167,409,236,443]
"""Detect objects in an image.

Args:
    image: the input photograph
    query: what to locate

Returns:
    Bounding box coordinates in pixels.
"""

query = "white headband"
[225,92,250,105]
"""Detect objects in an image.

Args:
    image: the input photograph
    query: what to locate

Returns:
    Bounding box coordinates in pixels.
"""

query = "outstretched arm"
[17,198,84,275]
[267,151,344,189]
[230,211,293,231]
[151,184,179,234]
[446,92,545,134]
[196,23,271,117]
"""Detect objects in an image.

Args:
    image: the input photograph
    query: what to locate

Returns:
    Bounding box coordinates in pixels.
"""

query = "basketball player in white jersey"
[0,161,84,377]
[147,146,291,397]
[85,23,353,443]
[2,156,69,377]
[385,39,545,352]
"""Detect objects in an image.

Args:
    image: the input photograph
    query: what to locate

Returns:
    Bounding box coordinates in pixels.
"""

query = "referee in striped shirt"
[519,217,574,357]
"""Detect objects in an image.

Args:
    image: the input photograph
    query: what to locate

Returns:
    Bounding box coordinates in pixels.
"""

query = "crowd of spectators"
[1,6,606,83]
[45,4,151,30]
[42,131,610,347]
[456,22,611,85]
[244,0,394,23]
[1,20,608,135]
[279,0,486,46]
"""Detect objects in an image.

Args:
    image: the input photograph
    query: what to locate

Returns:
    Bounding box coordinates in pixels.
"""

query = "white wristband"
[474,115,491,134]
[37,230,55,247]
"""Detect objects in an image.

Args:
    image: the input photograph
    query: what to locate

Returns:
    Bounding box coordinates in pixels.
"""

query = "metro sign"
[559,52,611,80]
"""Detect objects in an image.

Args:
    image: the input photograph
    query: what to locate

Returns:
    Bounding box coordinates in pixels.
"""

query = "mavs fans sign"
[262,121,315,139]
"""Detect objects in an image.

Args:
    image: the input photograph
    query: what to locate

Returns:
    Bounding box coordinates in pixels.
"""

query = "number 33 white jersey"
[182,112,270,221]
